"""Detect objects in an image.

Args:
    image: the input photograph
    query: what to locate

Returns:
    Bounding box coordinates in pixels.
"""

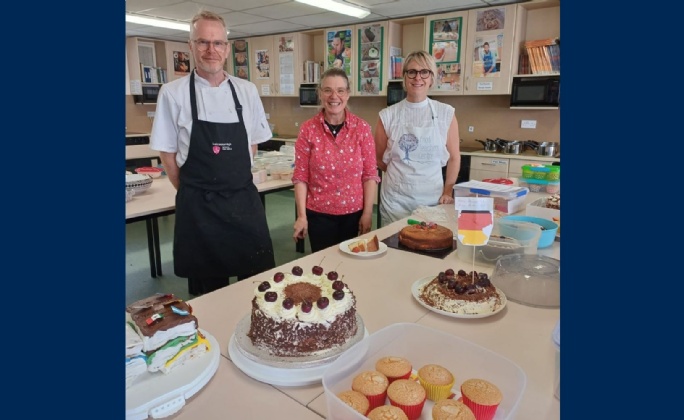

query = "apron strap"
[227,80,244,125]
[189,71,198,121]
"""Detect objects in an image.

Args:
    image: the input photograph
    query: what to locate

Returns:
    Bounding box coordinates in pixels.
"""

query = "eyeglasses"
[193,39,229,52]
[404,69,433,79]
[321,88,349,96]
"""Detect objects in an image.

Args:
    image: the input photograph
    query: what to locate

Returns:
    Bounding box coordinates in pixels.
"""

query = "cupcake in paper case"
[432,399,476,420]
[417,364,455,402]
[336,390,370,416]
[367,405,409,420]
[460,378,503,420]
[351,370,389,411]
[387,379,427,420]
[375,356,413,384]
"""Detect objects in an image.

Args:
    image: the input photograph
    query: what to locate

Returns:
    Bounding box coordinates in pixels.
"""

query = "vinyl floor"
[125,190,378,305]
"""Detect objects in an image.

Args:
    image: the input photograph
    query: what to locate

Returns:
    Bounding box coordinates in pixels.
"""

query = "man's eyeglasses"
[321,88,349,96]
[193,39,229,52]
[404,69,433,79]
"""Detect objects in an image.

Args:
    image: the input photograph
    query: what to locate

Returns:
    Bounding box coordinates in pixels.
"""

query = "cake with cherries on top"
[417,268,505,315]
[247,264,358,357]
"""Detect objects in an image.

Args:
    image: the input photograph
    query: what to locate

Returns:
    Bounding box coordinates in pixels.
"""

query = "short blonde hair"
[190,10,227,40]
[402,50,437,89]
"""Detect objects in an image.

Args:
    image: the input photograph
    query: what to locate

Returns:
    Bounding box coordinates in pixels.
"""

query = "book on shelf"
[303,60,322,83]
[390,56,403,79]
[522,38,559,75]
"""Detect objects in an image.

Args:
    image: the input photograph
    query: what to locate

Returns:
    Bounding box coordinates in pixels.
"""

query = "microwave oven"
[299,83,319,106]
[133,84,160,105]
[386,81,406,106]
[510,75,559,108]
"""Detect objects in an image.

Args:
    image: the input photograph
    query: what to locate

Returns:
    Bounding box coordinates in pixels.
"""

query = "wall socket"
[521,120,537,129]
[468,126,474,132]
[265,113,270,119]
[147,111,155,118]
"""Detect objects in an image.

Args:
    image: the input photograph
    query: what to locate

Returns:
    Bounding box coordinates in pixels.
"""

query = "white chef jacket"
[150,70,272,167]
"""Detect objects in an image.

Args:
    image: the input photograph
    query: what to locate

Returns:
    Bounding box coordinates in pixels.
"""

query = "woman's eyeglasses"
[404,69,433,79]
[193,39,229,52]
[321,88,349,96]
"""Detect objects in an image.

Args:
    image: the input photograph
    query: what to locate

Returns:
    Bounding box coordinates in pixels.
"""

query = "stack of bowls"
[125,173,153,195]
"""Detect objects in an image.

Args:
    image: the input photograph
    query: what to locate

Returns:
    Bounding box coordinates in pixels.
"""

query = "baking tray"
[382,232,457,259]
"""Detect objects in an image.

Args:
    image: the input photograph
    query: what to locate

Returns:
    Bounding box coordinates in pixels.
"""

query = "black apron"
[174,73,275,292]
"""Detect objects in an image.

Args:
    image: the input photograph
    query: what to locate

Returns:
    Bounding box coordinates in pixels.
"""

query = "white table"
[126,177,294,277]
[176,201,560,419]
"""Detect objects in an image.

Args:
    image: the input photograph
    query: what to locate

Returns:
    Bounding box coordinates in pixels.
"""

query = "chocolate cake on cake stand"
[229,314,368,387]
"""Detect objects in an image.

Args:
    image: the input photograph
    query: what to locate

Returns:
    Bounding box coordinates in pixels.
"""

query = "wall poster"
[173,51,190,75]
[327,29,352,77]
[428,17,463,92]
[278,35,295,95]
[232,39,249,80]
[471,8,505,78]
[256,49,270,79]
[357,24,383,95]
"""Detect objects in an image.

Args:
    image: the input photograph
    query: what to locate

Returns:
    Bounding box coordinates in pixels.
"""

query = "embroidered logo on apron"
[213,146,220,155]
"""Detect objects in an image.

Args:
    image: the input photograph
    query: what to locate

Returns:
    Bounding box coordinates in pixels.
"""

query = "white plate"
[228,326,369,387]
[338,239,388,258]
[126,329,221,420]
[411,276,507,319]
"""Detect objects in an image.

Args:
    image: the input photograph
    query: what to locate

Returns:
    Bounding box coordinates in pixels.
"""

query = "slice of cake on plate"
[126,293,210,374]
[348,235,380,253]
[125,323,147,388]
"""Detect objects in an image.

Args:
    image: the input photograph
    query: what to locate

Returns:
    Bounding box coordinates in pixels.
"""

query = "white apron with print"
[380,100,444,225]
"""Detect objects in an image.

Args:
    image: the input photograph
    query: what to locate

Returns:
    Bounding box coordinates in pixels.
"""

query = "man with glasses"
[374,50,461,226]
[150,10,275,296]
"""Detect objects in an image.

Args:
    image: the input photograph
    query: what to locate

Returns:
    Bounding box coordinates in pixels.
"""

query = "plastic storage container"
[518,178,560,194]
[456,219,540,266]
[322,323,526,420]
[453,181,529,200]
[491,254,560,308]
[521,164,559,181]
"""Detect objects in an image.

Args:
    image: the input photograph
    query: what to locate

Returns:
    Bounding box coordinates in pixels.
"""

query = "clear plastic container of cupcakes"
[322,323,526,420]
[518,178,560,194]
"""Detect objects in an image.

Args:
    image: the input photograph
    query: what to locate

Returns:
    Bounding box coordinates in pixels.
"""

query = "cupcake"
[351,370,389,411]
[367,405,409,420]
[432,399,476,420]
[336,390,370,416]
[460,378,503,420]
[386,379,427,420]
[375,356,413,383]
[417,364,455,402]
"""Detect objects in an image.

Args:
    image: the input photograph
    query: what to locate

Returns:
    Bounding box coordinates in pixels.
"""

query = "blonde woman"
[374,50,461,226]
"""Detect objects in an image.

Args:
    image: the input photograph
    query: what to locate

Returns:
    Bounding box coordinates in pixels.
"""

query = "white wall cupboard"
[424,4,526,96]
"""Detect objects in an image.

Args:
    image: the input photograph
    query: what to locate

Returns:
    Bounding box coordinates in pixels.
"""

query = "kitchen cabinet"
[275,32,317,97]
[126,37,193,95]
[355,21,387,96]
[162,41,193,83]
[126,37,167,94]
[360,17,425,96]
[323,26,356,94]
[469,155,509,181]
[461,4,526,95]
[247,36,276,96]
[246,33,317,97]
[425,4,526,96]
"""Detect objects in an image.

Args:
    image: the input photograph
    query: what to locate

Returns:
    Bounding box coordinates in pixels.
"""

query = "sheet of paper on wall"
[455,197,494,246]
